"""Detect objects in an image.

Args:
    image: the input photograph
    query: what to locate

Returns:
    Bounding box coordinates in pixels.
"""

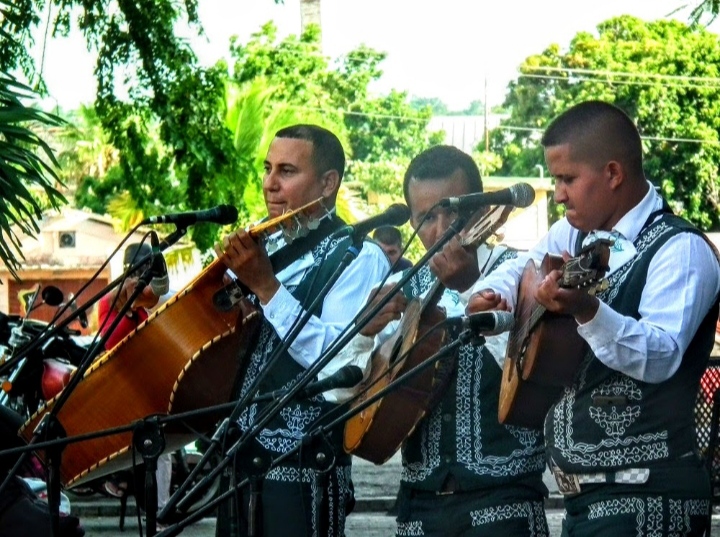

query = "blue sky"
[34,0,719,111]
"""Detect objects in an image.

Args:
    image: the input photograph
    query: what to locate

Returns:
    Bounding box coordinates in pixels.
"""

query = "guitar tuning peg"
[307,218,320,230]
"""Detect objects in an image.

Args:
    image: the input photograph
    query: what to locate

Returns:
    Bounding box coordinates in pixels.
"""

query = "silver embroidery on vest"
[550,222,675,467]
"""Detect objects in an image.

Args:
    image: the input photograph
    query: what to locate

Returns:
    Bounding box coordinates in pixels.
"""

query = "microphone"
[254,365,364,403]
[445,310,515,336]
[439,183,536,211]
[141,205,239,227]
[333,204,411,240]
[149,231,170,296]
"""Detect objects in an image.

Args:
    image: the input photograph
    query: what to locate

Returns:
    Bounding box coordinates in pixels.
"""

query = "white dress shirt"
[260,235,390,400]
[472,182,720,383]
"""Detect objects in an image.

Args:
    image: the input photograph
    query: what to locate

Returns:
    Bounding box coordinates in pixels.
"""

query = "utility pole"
[483,75,489,152]
[300,0,322,51]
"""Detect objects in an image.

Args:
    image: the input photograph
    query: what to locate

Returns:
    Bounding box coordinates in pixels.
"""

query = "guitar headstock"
[250,198,330,252]
[460,205,514,248]
[559,238,612,293]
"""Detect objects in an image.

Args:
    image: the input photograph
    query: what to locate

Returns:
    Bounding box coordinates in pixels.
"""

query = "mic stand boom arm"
[0,227,180,378]
[164,237,366,517]
[0,264,157,537]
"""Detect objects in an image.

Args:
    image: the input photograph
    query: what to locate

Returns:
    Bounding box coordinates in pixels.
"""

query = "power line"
[519,73,720,91]
[288,105,720,146]
[521,65,720,84]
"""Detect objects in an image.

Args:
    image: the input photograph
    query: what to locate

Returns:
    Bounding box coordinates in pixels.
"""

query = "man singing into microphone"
[215,124,389,537]
[340,145,548,536]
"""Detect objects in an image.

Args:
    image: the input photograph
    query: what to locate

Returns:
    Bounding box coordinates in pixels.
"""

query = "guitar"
[20,198,330,488]
[344,205,514,464]
[498,239,612,429]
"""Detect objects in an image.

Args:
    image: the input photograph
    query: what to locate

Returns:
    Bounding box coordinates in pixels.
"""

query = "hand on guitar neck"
[534,251,601,324]
[428,235,480,293]
[218,228,280,305]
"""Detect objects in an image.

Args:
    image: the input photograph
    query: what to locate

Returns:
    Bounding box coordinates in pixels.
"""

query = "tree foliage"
[230,23,443,164]
[492,16,720,229]
[0,74,66,279]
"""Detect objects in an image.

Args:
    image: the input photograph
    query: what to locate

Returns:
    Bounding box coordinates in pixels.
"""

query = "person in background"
[373,225,413,273]
[468,100,720,536]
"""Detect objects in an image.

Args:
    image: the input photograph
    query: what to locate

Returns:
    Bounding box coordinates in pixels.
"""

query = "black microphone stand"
[165,235,368,533]
[154,326,481,537]
[164,216,467,526]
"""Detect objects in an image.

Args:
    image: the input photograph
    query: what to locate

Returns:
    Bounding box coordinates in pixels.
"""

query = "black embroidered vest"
[546,214,720,473]
[236,229,359,468]
[399,250,547,492]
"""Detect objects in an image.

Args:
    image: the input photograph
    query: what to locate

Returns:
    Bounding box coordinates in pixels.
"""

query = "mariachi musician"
[215,124,389,537]
[341,145,548,537]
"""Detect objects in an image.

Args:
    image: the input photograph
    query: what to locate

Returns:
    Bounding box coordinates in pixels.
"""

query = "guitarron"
[20,199,329,487]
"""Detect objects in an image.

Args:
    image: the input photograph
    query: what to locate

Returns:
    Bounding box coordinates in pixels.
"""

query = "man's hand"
[429,236,479,293]
[219,229,280,304]
[359,284,408,337]
[535,269,599,324]
[466,288,510,315]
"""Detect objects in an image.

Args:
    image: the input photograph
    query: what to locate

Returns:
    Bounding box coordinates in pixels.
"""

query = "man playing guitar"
[342,145,548,536]
[215,124,389,537]
[468,101,720,536]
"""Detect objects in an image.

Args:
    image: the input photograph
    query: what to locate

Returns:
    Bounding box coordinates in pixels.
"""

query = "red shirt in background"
[97,294,149,351]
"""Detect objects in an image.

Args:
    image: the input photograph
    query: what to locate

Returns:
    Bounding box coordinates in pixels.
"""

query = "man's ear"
[606,161,624,190]
[321,170,341,198]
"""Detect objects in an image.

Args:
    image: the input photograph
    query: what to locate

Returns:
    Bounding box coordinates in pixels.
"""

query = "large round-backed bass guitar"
[20,199,329,488]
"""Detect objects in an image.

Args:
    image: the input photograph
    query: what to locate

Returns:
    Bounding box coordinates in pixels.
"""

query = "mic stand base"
[133,418,166,537]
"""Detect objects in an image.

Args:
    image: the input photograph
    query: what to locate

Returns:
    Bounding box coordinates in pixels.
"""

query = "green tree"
[0,74,66,279]
[492,16,720,229]
[0,2,66,278]
[409,96,449,115]
[230,23,443,165]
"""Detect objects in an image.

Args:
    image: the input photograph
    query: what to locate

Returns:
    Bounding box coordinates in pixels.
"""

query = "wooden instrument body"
[343,297,447,464]
[20,199,327,488]
[21,258,257,487]
[498,240,611,428]
[344,205,515,463]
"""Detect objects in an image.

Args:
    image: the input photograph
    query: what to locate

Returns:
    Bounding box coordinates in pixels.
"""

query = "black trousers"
[215,463,354,537]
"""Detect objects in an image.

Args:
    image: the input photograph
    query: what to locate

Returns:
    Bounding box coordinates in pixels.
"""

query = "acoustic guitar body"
[343,299,448,464]
[498,254,590,429]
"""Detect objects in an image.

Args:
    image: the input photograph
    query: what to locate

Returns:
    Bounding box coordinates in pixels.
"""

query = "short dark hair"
[542,100,644,177]
[403,145,482,204]
[373,225,403,246]
[275,124,346,180]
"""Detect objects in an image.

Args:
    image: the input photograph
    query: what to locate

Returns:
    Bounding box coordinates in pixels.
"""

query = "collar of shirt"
[609,181,663,243]
[262,207,337,288]
[580,182,664,276]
